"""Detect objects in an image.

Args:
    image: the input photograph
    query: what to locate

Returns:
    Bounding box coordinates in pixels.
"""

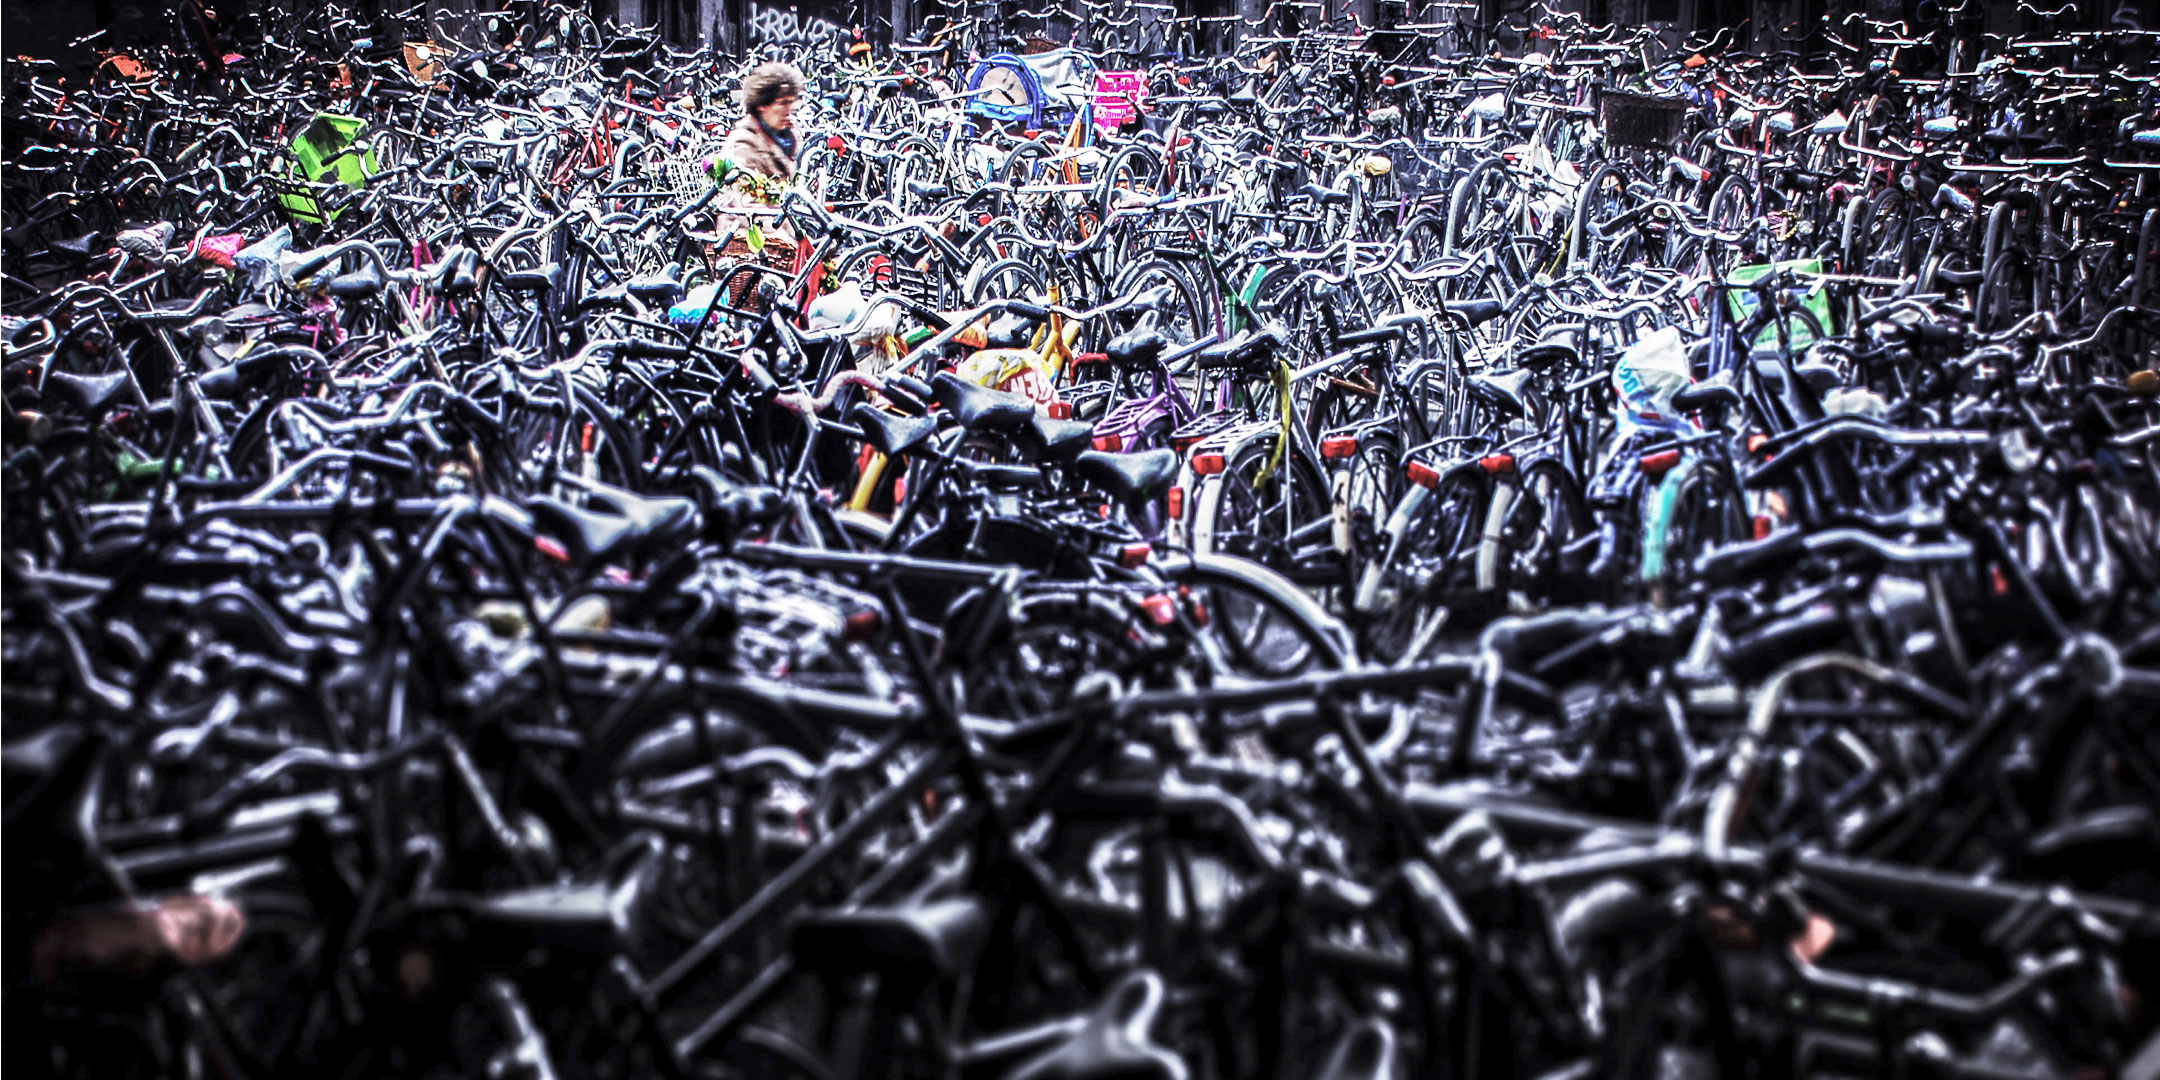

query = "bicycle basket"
[1597,90,1690,150]
[1395,141,1454,196]
[655,138,720,207]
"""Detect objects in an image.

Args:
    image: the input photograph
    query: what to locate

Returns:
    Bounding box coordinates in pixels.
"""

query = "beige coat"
[718,113,796,183]
[712,114,799,252]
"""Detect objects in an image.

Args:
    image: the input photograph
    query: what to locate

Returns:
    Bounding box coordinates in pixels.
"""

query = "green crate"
[1725,259,1834,352]
[279,113,376,225]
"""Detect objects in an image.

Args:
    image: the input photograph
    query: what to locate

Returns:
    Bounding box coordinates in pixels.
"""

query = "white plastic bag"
[1611,325,1692,430]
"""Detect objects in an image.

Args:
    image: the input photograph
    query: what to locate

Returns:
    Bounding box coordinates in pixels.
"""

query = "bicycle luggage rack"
[1597,90,1691,150]
[1394,139,1457,196]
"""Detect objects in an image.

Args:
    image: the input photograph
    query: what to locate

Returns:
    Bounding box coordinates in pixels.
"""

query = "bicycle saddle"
[932,371,1034,433]
[1671,376,1741,415]
[443,249,482,296]
[1517,336,1578,371]
[324,261,386,298]
[1130,283,1180,313]
[1792,362,1842,395]
[789,896,989,989]
[1440,298,1507,328]
[1025,412,1096,463]
[1298,182,1351,207]
[1074,448,1177,514]
[50,231,105,262]
[1007,970,1188,1080]
[627,266,684,309]
[529,485,698,567]
[41,371,131,417]
[1195,325,1287,369]
[457,836,664,956]
[1227,81,1259,107]
[1311,1018,1397,1080]
[906,178,952,201]
[499,261,561,294]
[1467,369,1534,421]
[849,402,940,456]
[985,311,1043,349]
[610,711,755,778]
[2,723,85,779]
[1107,324,1172,367]
[885,374,937,415]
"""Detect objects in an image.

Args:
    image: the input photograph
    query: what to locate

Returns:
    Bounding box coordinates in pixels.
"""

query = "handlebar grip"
[1898,320,1966,348]
[349,450,418,479]
[740,358,778,394]
[288,248,339,281]
[1693,528,1807,587]
[621,340,691,361]
[1333,324,1406,349]
[1005,301,1052,321]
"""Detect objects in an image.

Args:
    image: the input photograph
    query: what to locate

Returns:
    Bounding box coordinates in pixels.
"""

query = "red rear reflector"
[1165,485,1183,519]
[826,135,845,151]
[1023,129,1040,139]
[1479,454,1516,475]
[1172,436,1201,454]
[977,213,992,226]
[1382,75,1396,85]
[1092,433,1123,452]
[1047,400,1072,419]
[1406,460,1441,489]
[1639,449,1682,475]
[845,610,882,640]
[1120,543,1152,568]
[535,536,572,563]
[1139,593,1176,625]
[1752,514,1772,540]
[1748,434,1768,455]
[1321,435,1358,459]
[1191,451,1226,475]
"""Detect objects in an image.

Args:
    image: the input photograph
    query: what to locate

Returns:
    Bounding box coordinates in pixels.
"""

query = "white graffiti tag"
[747,6,847,47]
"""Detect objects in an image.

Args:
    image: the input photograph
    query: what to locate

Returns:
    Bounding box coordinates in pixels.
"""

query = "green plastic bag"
[1725,259,1833,352]
[280,113,377,225]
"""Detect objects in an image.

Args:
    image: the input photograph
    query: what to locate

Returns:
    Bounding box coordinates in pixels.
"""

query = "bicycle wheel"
[1109,258,1208,348]
[1639,456,1751,602]
[1191,438,1335,665]
[1355,462,1491,663]
[1573,162,1634,274]
[1155,552,1352,678]
[969,257,1048,305]
[1476,459,1593,611]
[964,590,1171,718]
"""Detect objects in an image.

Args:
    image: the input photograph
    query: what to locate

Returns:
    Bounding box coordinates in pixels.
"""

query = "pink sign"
[1094,71,1147,130]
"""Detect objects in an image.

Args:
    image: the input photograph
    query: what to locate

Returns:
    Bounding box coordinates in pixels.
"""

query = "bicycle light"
[1092,433,1123,452]
[1190,451,1226,475]
[1639,449,1682,476]
[1321,436,1358,459]
[1406,460,1441,488]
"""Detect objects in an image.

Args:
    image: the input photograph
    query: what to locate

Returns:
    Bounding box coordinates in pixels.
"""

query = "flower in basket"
[703,157,786,205]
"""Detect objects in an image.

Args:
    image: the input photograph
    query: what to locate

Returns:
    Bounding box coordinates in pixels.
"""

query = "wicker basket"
[715,234,799,313]
[1597,90,1691,150]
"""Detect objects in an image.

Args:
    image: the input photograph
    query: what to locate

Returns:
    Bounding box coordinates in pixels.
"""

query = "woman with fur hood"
[708,62,805,299]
